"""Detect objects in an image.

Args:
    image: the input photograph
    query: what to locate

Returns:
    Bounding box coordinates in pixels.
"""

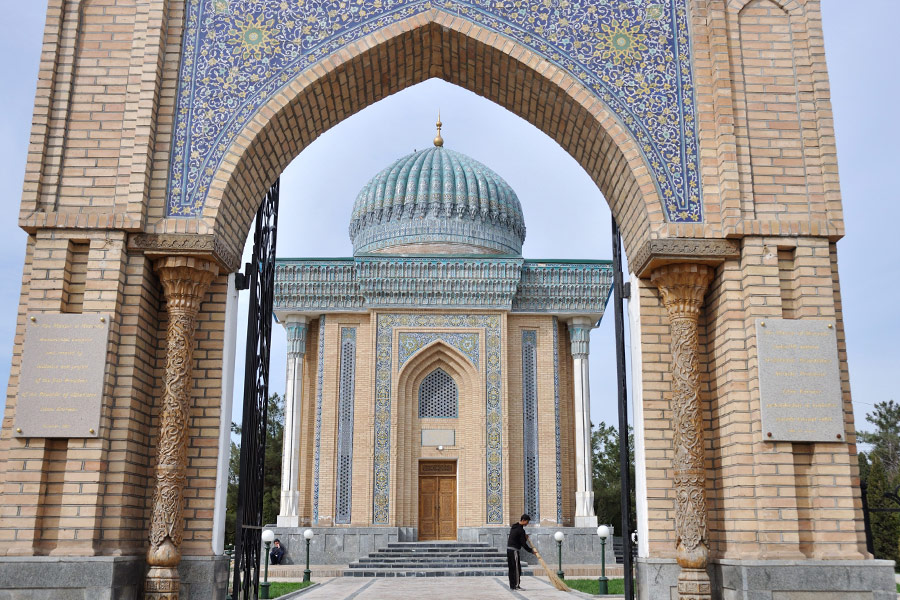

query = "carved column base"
[145,567,180,600]
[677,568,711,600]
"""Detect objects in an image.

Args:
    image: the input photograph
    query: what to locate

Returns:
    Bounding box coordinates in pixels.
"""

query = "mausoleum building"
[272,127,613,542]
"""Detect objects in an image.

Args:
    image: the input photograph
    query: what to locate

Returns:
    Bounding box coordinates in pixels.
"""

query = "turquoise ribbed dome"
[349,146,526,255]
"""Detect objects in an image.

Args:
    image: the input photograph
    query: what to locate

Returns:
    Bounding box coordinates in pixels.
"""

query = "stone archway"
[1,1,892,599]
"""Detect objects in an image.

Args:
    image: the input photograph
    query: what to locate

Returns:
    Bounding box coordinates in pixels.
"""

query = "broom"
[526,534,570,592]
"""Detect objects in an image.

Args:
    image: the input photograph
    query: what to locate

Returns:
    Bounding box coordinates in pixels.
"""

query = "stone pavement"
[293,576,593,599]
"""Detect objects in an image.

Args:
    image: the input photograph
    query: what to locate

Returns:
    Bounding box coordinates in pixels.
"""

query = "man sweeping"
[507,514,535,590]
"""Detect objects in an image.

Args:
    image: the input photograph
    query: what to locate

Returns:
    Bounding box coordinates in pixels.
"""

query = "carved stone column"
[145,256,218,600]
[568,316,598,528]
[650,264,713,600]
[278,315,307,527]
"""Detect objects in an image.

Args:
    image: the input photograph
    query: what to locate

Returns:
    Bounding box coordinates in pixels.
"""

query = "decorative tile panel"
[552,317,562,524]
[374,313,503,524]
[522,330,539,521]
[398,331,479,368]
[167,0,702,223]
[335,327,357,524]
[312,315,326,523]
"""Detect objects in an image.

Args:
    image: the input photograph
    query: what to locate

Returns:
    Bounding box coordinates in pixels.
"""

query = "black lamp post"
[303,529,314,582]
[224,544,234,600]
[553,531,565,579]
[260,529,275,599]
[597,525,610,595]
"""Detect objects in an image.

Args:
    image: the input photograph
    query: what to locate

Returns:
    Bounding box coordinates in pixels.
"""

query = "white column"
[277,314,307,527]
[628,272,649,558]
[569,317,598,528]
[212,273,239,554]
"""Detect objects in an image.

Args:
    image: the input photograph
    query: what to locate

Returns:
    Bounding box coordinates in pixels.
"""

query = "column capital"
[650,263,713,321]
[284,314,308,356]
[567,317,595,359]
[154,256,219,313]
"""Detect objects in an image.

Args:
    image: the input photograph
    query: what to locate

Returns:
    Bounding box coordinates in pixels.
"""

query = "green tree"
[857,400,900,479]
[857,399,900,567]
[591,421,635,533]
[225,392,285,546]
[865,456,900,565]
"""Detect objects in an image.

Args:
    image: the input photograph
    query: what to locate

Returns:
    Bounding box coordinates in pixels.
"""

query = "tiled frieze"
[275,258,613,314]
[373,313,503,524]
[166,0,701,222]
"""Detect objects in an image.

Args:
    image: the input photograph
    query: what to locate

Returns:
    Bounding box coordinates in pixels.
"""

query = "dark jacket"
[270,545,285,564]
[507,523,534,554]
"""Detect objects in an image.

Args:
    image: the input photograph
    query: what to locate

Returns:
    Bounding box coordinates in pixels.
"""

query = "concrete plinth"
[266,526,417,565]
[635,557,897,600]
[458,526,615,567]
[0,555,228,600]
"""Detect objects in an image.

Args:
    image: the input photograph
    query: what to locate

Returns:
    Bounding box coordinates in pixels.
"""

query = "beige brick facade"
[0,0,886,597]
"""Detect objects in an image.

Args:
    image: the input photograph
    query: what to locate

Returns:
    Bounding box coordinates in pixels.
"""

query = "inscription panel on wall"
[14,314,111,438]
[757,318,844,442]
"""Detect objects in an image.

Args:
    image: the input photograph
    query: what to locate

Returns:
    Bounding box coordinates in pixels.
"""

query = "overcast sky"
[0,2,896,441]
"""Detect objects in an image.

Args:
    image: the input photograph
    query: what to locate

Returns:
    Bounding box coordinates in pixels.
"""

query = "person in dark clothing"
[270,539,285,565]
[507,514,534,590]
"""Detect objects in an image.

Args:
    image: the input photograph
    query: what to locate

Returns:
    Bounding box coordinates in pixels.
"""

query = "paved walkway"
[294,576,590,599]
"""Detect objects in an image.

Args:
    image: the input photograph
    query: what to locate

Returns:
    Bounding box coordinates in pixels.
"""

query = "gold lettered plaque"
[756,318,845,443]
[14,313,111,438]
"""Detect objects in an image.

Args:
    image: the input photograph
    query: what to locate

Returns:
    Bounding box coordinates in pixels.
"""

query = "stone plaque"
[421,429,455,447]
[14,313,111,438]
[756,318,844,442]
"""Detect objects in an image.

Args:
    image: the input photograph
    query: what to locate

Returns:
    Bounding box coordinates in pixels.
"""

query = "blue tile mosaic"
[167,0,702,223]
[398,331,480,368]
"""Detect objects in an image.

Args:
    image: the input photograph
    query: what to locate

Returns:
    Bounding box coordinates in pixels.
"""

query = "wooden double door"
[418,461,457,540]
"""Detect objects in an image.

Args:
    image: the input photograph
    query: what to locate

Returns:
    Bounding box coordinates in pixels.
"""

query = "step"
[342,567,535,578]
[349,561,508,569]
[371,550,502,556]
[384,542,490,549]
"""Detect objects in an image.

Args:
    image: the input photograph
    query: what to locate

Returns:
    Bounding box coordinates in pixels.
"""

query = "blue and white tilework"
[312,315,326,523]
[552,316,562,524]
[398,331,480,368]
[374,313,503,524]
[167,0,702,223]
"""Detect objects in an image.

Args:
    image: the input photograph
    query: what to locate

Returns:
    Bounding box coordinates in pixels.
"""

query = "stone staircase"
[344,541,534,577]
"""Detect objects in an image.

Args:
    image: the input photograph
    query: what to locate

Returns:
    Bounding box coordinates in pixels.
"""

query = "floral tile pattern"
[167,0,702,223]
[398,331,480,368]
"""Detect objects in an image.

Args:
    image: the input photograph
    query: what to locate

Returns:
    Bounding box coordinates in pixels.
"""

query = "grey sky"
[0,2,896,441]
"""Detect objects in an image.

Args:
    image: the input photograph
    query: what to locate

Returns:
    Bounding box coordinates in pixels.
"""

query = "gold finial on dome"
[434,111,443,147]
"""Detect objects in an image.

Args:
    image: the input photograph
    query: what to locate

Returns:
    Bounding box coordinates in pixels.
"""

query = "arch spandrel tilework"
[398,331,479,368]
[167,0,702,223]
[374,313,502,524]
